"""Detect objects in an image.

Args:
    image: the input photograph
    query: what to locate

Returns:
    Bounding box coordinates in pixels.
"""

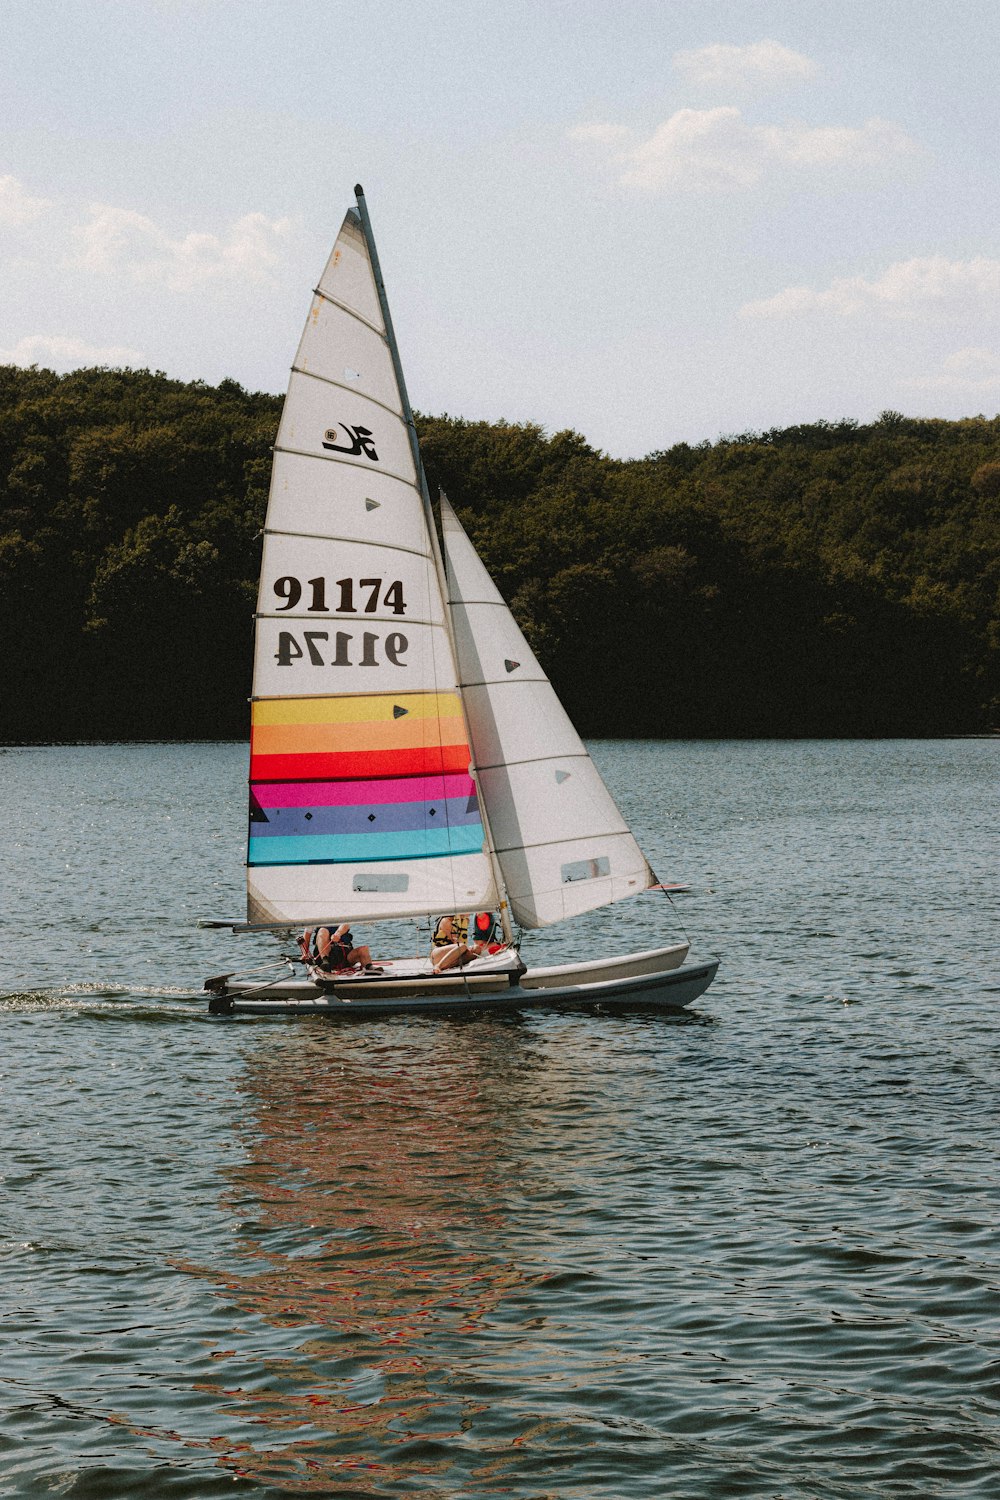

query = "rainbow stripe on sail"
[248,692,483,867]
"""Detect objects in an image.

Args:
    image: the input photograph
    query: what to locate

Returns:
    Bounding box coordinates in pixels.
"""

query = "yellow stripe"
[252,715,468,756]
[252,692,461,727]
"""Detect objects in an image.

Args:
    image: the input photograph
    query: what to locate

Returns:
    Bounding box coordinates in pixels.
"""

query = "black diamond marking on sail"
[429,808,437,817]
[504,659,520,673]
[368,814,376,822]
[392,704,408,718]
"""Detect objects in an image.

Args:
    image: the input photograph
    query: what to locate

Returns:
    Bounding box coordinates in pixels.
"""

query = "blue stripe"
[248,824,486,867]
[250,795,482,839]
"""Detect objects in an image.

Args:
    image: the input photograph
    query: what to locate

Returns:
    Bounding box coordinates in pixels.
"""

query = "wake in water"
[0,983,207,1017]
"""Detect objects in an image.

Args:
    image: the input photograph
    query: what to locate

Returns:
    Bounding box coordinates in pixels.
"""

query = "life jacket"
[312,926,353,968]
[473,911,499,944]
[431,913,469,947]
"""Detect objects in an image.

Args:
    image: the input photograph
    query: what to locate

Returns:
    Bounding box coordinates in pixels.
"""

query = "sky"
[4,0,1000,458]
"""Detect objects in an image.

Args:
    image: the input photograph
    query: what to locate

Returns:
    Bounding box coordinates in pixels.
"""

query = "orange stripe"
[251,713,469,758]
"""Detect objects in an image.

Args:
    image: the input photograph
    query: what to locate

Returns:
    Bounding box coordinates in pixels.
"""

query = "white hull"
[205,942,717,1017]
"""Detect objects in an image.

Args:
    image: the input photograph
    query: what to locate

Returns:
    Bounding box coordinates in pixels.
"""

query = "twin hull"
[206,942,719,1018]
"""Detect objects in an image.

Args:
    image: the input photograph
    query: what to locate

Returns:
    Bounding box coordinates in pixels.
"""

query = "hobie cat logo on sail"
[323,423,379,460]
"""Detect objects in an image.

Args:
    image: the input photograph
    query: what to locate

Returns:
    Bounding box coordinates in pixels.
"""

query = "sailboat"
[202,186,718,1017]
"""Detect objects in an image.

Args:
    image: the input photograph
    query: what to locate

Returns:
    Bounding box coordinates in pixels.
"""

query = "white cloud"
[0,174,51,226]
[756,117,914,167]
[0,333,148,371]
[570,108,917,193]
[741,257,1000,319]
[673,39,818,92]
[903,346,1000,394]
[70,205,296,290]
[623,107,759,190]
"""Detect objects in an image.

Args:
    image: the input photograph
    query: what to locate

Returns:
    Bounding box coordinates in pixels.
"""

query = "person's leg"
[432,943,465,971]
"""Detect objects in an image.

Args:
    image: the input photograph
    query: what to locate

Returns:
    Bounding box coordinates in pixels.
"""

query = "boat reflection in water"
[194,1021,548,1493]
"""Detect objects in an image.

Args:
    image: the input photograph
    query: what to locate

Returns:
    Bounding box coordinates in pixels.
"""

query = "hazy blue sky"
[4,0,1000,457]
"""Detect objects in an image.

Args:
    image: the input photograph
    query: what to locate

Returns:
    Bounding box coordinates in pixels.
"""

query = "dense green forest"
[1,363,998,740]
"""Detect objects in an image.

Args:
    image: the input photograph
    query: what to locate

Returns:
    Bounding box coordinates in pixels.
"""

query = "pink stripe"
[254,773,477,809]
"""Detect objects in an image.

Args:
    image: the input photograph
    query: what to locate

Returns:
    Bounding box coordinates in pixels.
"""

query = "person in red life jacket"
[300,923,383,973]
[430,912,504,971]
[472,910,507,951]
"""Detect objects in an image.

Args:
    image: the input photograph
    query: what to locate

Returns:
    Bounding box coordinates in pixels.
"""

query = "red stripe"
[250,743,472,782]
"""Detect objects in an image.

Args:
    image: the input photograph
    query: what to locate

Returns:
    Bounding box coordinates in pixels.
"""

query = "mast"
[352,186,514,943]
[352,186,436,547]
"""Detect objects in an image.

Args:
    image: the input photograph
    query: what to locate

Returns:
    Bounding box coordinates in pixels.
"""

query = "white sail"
[247,206,498,925]
[440,496,656,929]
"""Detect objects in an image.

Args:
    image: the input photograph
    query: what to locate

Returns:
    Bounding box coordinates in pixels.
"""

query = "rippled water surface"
[2,739,998,1498]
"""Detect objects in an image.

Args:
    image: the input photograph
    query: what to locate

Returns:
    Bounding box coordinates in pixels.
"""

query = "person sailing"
[300,923,382,973]
[430,912,498,972]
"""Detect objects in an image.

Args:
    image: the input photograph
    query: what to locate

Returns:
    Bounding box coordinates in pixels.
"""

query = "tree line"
[1,363,997,741]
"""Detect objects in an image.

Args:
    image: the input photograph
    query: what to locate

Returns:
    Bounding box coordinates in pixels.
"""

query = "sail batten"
[261,529,429,558]
[309,287,386,336]
[271,445,419,487]
[289,364,413,419]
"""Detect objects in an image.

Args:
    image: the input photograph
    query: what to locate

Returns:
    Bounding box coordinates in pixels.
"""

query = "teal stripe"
[248,824,485,867]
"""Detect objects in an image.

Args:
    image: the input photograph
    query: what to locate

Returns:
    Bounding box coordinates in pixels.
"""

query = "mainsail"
[247,198,498,924]
[440,496,656,928]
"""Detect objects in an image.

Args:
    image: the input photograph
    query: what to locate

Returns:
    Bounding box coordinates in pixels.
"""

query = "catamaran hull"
[205,954,719,1018]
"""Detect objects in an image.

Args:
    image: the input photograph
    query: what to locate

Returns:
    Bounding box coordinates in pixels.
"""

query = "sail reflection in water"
[191,1025,549,1492]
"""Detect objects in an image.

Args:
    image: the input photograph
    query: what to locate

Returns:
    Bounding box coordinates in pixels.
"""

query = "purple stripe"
[251,794,482,839]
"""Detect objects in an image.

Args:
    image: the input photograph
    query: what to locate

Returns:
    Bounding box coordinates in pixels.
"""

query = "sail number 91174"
[274,630,408,668]
[270,574,410,668]
[269,573,410,669]
[272,575,407,614]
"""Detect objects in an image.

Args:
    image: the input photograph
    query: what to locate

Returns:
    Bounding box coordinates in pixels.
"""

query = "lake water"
[2,739,998,1498]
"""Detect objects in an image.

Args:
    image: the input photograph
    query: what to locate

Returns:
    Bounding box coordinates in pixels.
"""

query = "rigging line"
[491,834,635,855]
[472,753,596,773]
[227,963,299,997]
[657,883,689,945]
[352,188,431,536]
[289,362,406,422]
[458,676,547,689]
[453,597,517,608]
[354,184,511,934]
[272,443,415,488]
